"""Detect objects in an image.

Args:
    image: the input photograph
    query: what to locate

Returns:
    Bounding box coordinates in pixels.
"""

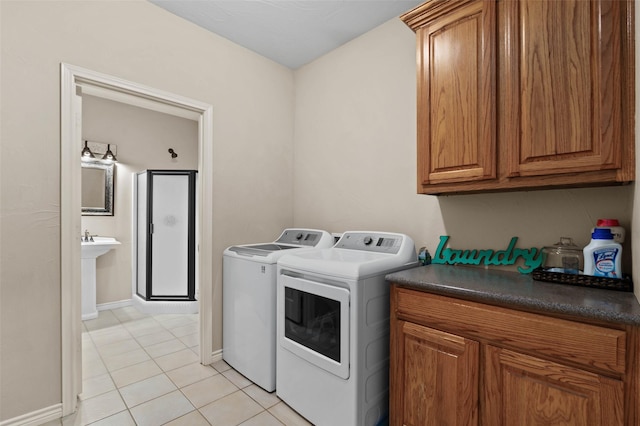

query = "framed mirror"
[82,161,114,216]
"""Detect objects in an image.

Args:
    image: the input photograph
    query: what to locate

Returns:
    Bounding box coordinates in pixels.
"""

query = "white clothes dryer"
[222,228,334,392]
[276,231,418,426]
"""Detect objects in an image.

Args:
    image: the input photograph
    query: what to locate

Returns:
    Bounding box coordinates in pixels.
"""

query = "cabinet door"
[414,0,496,187]
[504,0,628,179]
[483,345,624,425]
[390,320,479,426]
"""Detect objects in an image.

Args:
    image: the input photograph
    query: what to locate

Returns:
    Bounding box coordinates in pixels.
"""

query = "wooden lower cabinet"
[397,322,479,425]
[390,286,638,426]
[484,346,624,425]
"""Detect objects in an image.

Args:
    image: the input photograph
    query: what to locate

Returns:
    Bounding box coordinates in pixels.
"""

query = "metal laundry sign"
[432,236,543,274]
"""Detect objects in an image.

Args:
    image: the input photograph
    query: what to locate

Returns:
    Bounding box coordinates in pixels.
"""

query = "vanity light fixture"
[81,140,95,160]
[102,144,117,162]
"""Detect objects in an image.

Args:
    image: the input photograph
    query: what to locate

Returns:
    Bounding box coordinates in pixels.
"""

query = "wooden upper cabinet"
[505,0,625,178]
[405,0,497,186]
[402,0,635,195]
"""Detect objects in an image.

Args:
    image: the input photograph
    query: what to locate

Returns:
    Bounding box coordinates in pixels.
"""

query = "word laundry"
[432,236,543,274]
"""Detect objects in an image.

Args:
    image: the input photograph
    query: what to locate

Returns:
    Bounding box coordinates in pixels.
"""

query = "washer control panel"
[335,232,404,254]
[276,229,324,247]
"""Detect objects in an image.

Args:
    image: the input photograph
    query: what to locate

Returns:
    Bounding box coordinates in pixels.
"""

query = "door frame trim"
[60,63,214,415]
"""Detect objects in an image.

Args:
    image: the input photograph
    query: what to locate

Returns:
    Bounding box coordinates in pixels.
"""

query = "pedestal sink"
[81,237,121,320]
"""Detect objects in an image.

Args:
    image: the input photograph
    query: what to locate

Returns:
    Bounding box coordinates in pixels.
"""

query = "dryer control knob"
[363,236,373,245]
[296,233,304,240]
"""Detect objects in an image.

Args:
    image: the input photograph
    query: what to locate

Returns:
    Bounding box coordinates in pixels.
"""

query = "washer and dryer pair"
[223,229,418,426]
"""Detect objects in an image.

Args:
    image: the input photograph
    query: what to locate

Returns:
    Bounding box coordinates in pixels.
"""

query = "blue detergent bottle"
[582,228,622,278]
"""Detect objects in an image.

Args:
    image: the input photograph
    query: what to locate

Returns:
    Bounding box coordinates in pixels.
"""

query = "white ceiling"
[148,0,423,69]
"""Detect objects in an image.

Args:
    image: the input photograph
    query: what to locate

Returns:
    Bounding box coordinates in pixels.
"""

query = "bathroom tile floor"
[44,306,311,426]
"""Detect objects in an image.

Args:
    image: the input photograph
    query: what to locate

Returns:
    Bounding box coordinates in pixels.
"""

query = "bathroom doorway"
[61,64,214,416]
[82,96,199,315]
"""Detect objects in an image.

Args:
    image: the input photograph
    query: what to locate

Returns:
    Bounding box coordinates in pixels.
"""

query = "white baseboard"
[210,349,223,364]
[97,299,132,311]
[0,404,62,426]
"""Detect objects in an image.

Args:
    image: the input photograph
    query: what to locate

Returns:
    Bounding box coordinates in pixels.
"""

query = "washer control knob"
[363,236,373,245]
[296,233,304,240]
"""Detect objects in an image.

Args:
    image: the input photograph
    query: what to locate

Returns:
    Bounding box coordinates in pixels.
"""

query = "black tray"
[532,268,633,292]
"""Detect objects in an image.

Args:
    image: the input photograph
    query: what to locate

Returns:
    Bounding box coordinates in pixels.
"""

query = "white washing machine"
[222,228,334,392]
[276,231,418,426]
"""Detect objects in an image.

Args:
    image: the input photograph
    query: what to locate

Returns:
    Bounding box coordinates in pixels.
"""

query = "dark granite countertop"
[386,264,640,326]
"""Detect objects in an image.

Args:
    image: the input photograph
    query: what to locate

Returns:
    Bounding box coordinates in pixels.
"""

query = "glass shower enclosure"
[135,170,197,301]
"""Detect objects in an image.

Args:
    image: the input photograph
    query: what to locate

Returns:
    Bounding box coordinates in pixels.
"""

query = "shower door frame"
[137,170,197,301]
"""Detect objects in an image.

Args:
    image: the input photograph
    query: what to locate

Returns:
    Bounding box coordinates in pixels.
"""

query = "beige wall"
[82,95,199,305]
[0,0,294,420]
[292,19,636,279]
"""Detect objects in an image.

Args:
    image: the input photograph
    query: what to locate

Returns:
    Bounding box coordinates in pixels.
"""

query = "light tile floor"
[44,306,312,426]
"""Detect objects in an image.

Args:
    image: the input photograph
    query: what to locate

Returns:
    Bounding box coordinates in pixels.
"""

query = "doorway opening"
[61,63,214,416]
